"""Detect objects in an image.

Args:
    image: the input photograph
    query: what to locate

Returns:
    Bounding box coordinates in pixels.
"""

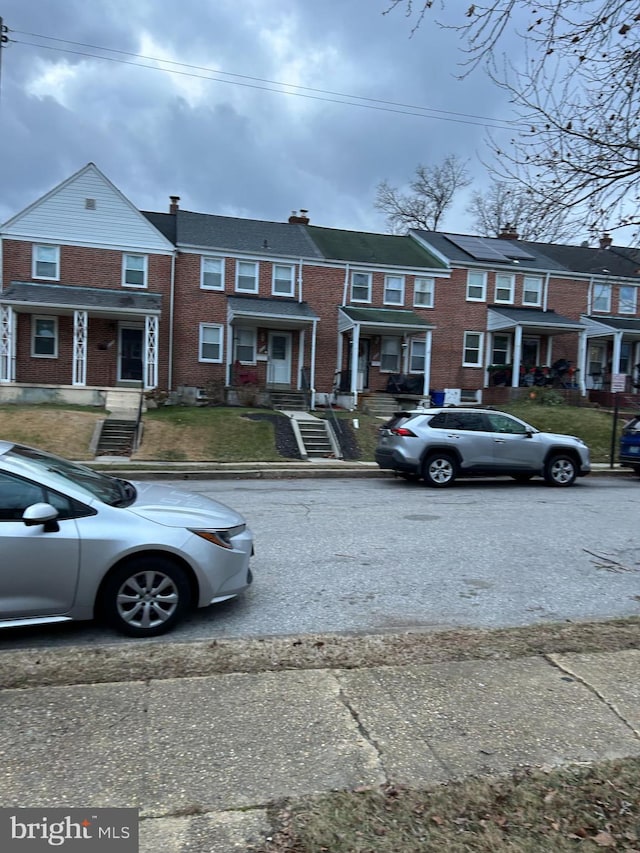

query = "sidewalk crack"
[335,682,389,785]
[334,674,452,783]
[545,654,640,740]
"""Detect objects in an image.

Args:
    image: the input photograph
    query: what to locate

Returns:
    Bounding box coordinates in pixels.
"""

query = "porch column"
[423,330,432,397]
[577,329,588,396]
[72,309,88,386]
[0,305,15,383]
[611,330,623,387]
[144,314,158,390]
[512,325,523,388]
[484,333,493,386]
[336,331,344,391]
[310,319,318,409]
[350,323,360,404]
[298,329,306,389]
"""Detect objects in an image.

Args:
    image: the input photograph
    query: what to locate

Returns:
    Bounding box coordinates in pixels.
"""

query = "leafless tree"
[375,154,471,232]
[385,1,640,241]
[468,181,574,241]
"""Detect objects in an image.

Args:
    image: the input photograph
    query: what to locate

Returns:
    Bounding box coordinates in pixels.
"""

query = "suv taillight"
[392,427,417,437]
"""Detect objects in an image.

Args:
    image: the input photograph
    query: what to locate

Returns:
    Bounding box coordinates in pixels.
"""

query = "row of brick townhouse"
[1,162,640,411]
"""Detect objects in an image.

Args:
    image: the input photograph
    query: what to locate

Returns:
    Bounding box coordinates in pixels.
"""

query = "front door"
[357,339,370,391]
[119,327,143,382]
[267,332,292,385]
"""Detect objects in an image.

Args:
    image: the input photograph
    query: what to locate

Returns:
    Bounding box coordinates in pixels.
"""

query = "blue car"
[619,415,640,476]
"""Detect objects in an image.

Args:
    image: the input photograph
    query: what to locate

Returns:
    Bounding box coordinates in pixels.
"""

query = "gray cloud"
[0,0,516,230]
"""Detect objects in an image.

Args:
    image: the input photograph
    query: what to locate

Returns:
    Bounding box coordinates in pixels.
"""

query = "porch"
[0,282,161,391]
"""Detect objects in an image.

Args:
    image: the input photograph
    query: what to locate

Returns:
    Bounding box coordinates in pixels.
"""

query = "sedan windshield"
[4,445,134,506]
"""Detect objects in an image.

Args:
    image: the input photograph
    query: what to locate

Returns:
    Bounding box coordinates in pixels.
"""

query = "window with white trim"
[122,254,147,288]
[491,334,511,366]
[466,270,486,301]
[201,257,224,290]
[593,282,612,312]
[463,331,484,367]
[32,316,58,358]
[495,273,515,303]
[351,271,371,302]
[272,264,295,296]
[523,275,543,306]
[413,277,434,308]
[380,337,401,371]
[234,327,256,363]
[236,261,259,293]
[619,285,637,314]
[384,275,404,305]
[199,324,223,362]
[409,339,426,373]
[33,245,60,280]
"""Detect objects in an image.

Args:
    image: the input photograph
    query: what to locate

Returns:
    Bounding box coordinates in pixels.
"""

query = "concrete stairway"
[270,390,308,411]
[359,393,400,418]
[96,389,143,457]
[96,419,138,457]
[291,416,342,459]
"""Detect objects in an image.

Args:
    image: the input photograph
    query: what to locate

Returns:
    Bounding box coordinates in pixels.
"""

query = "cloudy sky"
[0,0,521,233]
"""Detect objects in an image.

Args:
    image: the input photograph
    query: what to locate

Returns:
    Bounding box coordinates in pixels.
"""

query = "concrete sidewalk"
[1,647,639,852]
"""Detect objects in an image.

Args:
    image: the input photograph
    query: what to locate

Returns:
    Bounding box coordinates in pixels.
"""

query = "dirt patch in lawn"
[0,407,102,457]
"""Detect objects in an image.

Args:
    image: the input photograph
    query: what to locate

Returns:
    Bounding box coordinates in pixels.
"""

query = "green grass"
[0,399,634,463]
[140,406,284,462]
[500,400,629,464]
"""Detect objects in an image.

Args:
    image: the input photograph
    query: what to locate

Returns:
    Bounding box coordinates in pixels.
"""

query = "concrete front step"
[293,417,340,459]
[96,420,137,457]
[105,389,144,420]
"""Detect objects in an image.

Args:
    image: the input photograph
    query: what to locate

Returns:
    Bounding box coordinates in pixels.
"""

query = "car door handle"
[494,439,506,443]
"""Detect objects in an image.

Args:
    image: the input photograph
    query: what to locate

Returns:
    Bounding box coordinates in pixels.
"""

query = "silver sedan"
[0,441,253,637]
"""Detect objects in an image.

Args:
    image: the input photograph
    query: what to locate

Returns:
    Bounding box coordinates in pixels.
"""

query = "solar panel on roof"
[493,239,536,260]
[443,234,511,262]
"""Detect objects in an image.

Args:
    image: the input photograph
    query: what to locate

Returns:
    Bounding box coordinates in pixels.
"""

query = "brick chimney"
[599,232,612,249]
[288,209,310,224]
[169,195,180,214]
[498,223,519,240]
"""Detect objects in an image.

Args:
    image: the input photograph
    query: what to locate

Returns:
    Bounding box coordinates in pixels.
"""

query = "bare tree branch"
[375,154,472,231]
[385,1,640,240]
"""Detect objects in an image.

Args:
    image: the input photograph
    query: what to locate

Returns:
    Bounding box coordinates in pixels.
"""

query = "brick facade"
[2,166,640,406]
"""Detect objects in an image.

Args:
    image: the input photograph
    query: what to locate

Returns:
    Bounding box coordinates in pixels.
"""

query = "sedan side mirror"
[23,502,60,532]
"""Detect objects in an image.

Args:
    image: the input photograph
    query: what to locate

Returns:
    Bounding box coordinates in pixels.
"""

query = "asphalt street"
[2,475,639,650]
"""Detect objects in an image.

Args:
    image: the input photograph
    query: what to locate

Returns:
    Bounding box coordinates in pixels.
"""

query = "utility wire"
[9,28,518,131]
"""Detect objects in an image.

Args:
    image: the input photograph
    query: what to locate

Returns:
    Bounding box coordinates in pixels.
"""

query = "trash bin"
[430,390,445,406]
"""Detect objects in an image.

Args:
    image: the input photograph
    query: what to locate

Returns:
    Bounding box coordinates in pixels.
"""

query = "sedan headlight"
[190,524,246,549]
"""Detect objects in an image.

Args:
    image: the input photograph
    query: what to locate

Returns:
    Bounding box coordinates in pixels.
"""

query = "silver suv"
[375,407,590,487]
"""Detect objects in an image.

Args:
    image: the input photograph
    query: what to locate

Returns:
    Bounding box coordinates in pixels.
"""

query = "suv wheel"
[423,453,457,487]
[544,454,577,487]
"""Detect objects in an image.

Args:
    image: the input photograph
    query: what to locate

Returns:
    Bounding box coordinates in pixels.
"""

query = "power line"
[8,28,518,132]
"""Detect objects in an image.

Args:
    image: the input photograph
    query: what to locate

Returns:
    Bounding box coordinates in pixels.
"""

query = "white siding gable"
[1,163,173,255]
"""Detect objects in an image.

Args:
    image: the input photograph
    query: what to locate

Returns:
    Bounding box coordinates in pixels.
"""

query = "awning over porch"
[227,296,319,329]
[581,315,640,340]
[1,281,162,317]
[338,306,435,403]
[487,306,585,334]
[0,283,161,389]
[339,305,435,335]
[486,306,587,393]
